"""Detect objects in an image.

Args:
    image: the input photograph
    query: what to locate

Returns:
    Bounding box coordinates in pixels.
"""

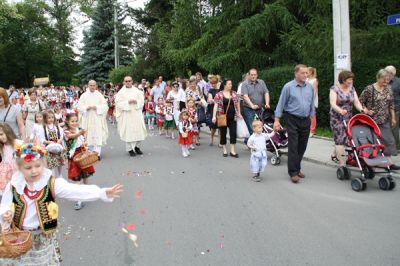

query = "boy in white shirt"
[247,120,275,182]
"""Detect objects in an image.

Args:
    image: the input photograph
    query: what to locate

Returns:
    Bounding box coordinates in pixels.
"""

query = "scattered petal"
[220,243,224,249]
[126,223,136,231]
[139,209,146,215]
[201,252,205,255]
[121,228,128,234]
[135,191,143,199]
[128,234,139,247]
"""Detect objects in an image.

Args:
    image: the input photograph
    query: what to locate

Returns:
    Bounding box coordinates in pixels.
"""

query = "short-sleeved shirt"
[359,84,394,125]
[0,105,20,137]
[389,77,400,112]
[241,79,268,108]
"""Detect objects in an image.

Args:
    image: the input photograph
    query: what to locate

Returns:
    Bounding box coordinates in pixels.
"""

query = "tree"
[78,0,131,84]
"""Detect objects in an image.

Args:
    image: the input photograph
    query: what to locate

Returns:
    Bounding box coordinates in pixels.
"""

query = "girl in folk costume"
[178,111,193,157]
[41,110,66,178]
[29,111,44,142]
[155,96,165,135]
[163,100,176,139]
[0,143,123,265]
[64,112,95,210]
[107,89,116,125]
[54,106,65,127]
[0,123,19,197]
[144,95,156,130]
[187,98,199,149]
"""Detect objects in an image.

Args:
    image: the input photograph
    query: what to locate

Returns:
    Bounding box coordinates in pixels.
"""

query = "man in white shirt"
[150,79,164,103]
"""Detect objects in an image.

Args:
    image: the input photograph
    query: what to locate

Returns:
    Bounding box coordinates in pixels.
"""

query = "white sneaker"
[74,201,84,210]
[190,145,195,150]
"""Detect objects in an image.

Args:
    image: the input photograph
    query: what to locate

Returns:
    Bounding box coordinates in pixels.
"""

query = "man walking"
[77,80,109,158]
[241,68,270,143]
[115,76,147,157]
[274,64,315,183]
[385,65,400,149]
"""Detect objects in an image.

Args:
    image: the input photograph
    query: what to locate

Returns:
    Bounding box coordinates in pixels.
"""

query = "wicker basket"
[181,132,188,138]
[0,224,33,258]
[73,148,98,169]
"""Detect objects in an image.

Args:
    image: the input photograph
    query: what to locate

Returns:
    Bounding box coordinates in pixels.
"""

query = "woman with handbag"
[212,79,242,157]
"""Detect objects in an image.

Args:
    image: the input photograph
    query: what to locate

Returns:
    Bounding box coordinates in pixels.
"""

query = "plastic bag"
[237,118,250,138]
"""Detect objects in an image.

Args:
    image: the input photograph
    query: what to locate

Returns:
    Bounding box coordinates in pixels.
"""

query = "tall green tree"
[78,0,131,84]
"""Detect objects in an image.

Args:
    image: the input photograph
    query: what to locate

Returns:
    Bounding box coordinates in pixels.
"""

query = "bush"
[109,66,134,84]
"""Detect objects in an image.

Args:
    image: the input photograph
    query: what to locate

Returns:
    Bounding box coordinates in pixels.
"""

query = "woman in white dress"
[22,89,44,139]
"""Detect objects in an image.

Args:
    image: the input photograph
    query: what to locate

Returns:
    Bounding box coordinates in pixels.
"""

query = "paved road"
[58,126,400,266]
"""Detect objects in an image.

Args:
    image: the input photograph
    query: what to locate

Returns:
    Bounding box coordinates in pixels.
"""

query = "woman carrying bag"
[212,79,242,157]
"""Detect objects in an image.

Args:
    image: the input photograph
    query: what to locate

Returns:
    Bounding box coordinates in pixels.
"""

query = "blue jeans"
[243,107,256,144]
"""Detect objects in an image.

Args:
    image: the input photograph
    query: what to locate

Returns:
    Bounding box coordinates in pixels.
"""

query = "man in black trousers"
[274,64,315,183]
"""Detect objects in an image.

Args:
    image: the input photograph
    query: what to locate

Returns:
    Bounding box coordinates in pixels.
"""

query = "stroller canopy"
[347,114,381,139]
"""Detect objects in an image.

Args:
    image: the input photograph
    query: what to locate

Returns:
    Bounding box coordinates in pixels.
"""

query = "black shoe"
[230,152,239,158]
[252,175,261,182]
[223,153,228,157]
[129,150,136,157]
[390,164,400,170]
[134,147,143,155]
[98,156,101,161]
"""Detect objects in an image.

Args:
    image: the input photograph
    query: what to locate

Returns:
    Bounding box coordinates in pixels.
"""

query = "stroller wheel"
[387,177,396,191]
[351,178,363,192]
[270,155,280,165]
[337,167,345,180]
[362,182,367,191]
[343,167,351,180]
[378,177,390,191]
[362,166,375,179]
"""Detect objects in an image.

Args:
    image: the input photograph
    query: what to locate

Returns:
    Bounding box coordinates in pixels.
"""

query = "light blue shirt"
[275,79,315,118]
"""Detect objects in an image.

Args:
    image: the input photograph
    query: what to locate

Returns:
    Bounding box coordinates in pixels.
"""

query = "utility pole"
[114,0,119,69]
[332,0,351,82]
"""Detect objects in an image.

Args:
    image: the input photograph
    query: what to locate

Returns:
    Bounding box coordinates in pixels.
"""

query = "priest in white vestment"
[115,76,147,156]
[77,80,109,157]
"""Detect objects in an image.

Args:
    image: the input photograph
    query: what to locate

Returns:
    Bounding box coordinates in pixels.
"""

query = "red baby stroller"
[337,114,396,192]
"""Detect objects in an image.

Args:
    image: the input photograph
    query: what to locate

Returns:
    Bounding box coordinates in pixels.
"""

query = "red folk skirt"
[68,147,95,181]
[178,132,193,145]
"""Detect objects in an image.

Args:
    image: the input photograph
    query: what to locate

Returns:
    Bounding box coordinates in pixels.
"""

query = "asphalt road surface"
[58,125,400,266]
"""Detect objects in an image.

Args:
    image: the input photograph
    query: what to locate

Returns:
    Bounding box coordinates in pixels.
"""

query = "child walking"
[163,100,176,139]
[41,110,66,178]
[29,111,44,142]
[64,112,95,210]
[178,111,193,157]
[0,123,18,198]
[145,95,156,130]
[247,120,275,182]
[155,96,165,135]
[0,143,123,265]
[187,99,199,149]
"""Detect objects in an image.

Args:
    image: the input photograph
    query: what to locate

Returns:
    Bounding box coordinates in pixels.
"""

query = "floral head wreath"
[64,108,79,117]
[15,143,47,162]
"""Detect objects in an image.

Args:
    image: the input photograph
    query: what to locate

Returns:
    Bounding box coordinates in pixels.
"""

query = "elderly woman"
[22,88,45,139]
[359,69,400,170]
[330,71,365,166]
[212,79,242,157]
[0,87,25,138]
[185,76,206,145]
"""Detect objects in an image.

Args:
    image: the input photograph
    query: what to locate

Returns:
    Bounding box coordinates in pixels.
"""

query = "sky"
[73,0,148,54]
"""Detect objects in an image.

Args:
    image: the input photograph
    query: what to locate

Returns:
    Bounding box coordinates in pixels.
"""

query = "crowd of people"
[0,63,399,264]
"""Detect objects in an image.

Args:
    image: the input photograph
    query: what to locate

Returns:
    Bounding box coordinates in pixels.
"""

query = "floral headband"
[64,109,79,117]
[15,143,47,162]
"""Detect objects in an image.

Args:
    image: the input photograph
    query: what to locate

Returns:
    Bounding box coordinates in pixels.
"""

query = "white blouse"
[0,169,112,230]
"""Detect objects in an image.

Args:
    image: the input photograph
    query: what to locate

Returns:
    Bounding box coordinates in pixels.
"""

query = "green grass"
[314,127,333,138]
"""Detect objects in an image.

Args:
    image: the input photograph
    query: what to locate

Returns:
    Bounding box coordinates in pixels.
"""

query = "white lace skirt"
[0,231,61,266]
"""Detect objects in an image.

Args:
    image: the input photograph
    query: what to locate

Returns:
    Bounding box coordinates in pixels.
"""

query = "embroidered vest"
[12,176,57,234]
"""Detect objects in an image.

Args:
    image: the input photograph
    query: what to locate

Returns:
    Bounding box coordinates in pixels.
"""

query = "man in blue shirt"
[274,64,315,183]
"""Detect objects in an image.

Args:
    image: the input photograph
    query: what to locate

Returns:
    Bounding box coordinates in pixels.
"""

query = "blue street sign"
[387,13,400,25]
